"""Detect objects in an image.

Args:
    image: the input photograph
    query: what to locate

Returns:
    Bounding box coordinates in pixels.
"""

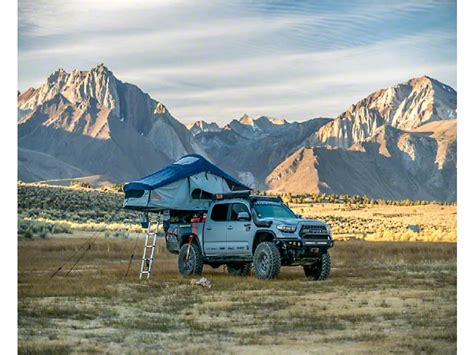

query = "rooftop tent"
[123,154,251,211]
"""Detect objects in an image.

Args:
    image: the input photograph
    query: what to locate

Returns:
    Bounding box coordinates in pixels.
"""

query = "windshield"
[252,202,297,219]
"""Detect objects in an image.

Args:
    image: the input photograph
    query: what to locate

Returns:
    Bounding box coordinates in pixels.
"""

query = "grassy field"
[292,202,457,242]
[18,183,457,353]
[18,234,456,354]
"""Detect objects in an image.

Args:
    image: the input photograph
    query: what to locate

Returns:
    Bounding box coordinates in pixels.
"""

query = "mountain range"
[18,64,457,201]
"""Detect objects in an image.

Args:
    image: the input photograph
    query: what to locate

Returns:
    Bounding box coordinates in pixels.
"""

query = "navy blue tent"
[123,154,250,211]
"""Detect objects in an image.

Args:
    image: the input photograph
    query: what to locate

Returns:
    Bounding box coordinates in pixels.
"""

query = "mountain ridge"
[18,65,457,201]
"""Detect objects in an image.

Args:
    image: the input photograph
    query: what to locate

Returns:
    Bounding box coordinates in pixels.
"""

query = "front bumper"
[276,236,334,248]
[276,238,334,266]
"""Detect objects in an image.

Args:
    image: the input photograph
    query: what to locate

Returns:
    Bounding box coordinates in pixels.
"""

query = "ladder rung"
[140,224,160,279]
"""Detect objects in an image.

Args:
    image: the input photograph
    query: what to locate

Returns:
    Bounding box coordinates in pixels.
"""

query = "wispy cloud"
[18,0,456,124]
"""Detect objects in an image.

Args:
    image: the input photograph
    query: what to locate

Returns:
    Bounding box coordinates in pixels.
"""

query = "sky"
[18,0,457,125]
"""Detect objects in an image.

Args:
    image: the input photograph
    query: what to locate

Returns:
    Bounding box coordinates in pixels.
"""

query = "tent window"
[125,189,145,199]
[191,188,213,199]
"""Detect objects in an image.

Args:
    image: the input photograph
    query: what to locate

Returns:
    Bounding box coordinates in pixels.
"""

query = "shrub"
[18,218,72,239]
[70,181,92,189]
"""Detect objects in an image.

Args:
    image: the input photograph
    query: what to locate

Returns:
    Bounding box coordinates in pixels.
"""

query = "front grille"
[299,224,327,237]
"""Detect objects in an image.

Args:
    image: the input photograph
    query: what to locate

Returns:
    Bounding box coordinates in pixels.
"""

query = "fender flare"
[252,229,277,253]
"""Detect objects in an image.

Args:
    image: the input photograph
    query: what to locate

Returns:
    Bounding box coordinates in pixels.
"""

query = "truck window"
[253,202,296,219]
[210,203,229,221]
[230,203,250,220]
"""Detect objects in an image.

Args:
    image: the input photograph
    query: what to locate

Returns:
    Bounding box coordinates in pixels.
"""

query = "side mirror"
[237,211,251,221]
[297,214,303,219]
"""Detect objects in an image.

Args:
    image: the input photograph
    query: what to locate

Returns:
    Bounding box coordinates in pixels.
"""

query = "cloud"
[18,0,456,124]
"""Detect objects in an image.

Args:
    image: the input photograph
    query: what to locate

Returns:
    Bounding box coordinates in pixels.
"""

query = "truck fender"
[252,230,276,253]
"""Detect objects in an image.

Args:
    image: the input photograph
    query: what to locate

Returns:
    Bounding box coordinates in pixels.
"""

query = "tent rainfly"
[123,154,251,211]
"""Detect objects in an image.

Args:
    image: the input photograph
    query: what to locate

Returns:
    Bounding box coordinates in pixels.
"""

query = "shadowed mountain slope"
[267,121,456,201]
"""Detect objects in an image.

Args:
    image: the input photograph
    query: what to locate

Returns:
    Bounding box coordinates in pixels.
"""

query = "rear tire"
[227,263,252,277]
[178,243,204,276]
[253,242,281,280]
[304,251,331,280]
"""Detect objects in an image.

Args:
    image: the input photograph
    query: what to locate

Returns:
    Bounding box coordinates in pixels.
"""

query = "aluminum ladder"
[139,215,160,279]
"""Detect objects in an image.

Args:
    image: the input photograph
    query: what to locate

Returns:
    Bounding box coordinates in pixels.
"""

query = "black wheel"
[227,263,252,277]
[178,242,204,276]
[304,252,331,280]
[253,242,281,280]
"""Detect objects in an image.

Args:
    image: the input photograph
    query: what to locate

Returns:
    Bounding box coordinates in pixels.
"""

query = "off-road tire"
[253,242,281,280]
[227,263,252,277]
[178,243,204,276]
[304,252,331,280]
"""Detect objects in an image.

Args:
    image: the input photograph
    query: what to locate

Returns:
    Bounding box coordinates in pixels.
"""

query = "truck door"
[203,203,229,256]
[226,202,254,256]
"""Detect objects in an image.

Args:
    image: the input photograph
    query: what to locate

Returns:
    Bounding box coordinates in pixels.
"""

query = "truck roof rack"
[212,191,251,200]
[250,195,283,203]
[211,192,284,203]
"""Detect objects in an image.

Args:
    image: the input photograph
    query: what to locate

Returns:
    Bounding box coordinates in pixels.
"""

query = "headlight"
[276,224,297,233]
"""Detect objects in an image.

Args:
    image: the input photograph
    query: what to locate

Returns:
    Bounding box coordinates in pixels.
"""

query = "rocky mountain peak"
[312,76,457,149]
[47,68,67,86]
[186,120,221,136]
[18,64,122,115]
[93,63,110,72]
[154,102,168,115]
[238,114,288,127]
[255,116,288,126]
[17,64,183,141]
[18,64,208,183]
[405,75,455,94]
[239,114,254,125]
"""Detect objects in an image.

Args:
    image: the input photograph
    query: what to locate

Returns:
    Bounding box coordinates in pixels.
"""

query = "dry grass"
[291,202,457,242]
[18,234,456,354]
[18,183,457,352]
